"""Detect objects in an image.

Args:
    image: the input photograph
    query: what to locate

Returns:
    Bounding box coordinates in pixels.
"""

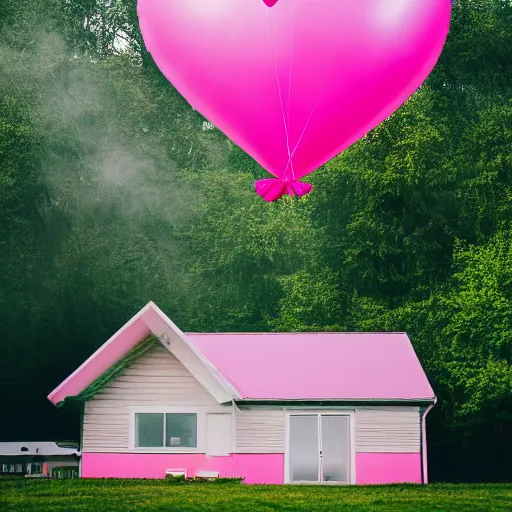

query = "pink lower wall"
[232,454,284,484]
[82,452,420,485]
[81,453,284,484]
[356,453,422,484]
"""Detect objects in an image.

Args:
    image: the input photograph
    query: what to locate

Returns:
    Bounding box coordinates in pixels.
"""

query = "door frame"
[284,409,356,485]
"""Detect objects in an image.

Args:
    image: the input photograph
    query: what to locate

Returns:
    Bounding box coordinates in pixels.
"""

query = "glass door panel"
[289,415,319,482]
[320,415,350,483]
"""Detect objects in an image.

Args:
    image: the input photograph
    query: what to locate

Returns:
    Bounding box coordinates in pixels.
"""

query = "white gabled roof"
[48,302,239,406]
[0,442,79,457]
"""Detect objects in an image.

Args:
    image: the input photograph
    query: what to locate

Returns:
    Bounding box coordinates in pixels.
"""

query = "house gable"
[86,339,218,406]
[142,304,238,403]
[82,339,224,453]
[48,302,238,407]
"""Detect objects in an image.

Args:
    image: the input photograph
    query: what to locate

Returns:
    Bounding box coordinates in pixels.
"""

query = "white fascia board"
[142,302,239,404]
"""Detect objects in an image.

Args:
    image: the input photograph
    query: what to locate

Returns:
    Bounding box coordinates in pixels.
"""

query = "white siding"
[234,406,420,455]
[235,409,285,453]
[82,342,221,452]
[355,406,421,453]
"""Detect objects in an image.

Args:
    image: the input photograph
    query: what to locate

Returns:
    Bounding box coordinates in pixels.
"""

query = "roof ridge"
[185,332,407,335]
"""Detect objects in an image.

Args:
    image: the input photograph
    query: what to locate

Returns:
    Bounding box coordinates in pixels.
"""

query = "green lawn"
[1,480,512,512]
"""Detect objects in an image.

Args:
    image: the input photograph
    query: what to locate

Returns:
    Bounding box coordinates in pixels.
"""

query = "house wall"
[354,406,422,484]
[81,340,424,484]
[234,406,422,483]
[81,453,284,484]
[235,409,285,453]
[355,406,421,452]
[355,453,422,485]
[82,342,223,452]
[0,457,78,477]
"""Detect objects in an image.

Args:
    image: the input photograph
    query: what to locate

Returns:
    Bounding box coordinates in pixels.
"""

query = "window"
[166,413,197,448]
[32,463,43,474]
[1,464,8,473]
[136,413,164,447]
[135,413,197,448]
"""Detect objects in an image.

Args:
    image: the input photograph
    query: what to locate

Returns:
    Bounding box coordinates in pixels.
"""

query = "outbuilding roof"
[0,442,79,457]
[48,302,435,406]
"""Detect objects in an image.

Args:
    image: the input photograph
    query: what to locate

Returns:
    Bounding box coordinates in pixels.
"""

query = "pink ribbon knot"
[254,178,313,202]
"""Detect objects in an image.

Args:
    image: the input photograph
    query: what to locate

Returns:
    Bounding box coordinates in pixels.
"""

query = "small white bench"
[165,469,187,478]
[195,471,219,480]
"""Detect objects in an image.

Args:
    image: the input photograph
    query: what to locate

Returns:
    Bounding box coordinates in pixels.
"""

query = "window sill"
[129,448,204,454]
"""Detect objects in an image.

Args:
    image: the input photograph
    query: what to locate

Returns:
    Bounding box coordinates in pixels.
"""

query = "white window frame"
[128,406,231,453]
[284,409,356,485]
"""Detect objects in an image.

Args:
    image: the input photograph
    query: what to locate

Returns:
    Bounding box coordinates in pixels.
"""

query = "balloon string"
[268,8,293,182]
[288,105,315,165]
[272,1,315,183]
[268,4,316,183]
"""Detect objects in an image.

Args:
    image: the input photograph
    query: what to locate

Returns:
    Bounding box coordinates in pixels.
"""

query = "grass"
[0,479,511,511]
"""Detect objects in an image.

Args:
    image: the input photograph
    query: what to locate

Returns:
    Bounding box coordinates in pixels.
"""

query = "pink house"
[48,302,435,485]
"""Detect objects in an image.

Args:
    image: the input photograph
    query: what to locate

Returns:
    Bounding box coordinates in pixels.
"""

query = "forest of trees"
[1,0,511,482]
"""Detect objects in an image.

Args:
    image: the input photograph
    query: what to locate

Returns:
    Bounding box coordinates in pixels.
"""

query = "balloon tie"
[254,178,313,202]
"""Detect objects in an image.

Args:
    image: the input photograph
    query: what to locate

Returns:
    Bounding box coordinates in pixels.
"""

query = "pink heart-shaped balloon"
[138,0,451,200]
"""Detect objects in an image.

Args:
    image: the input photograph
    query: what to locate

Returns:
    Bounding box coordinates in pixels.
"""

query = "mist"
[0,2,233,440]
[2,27,202,224]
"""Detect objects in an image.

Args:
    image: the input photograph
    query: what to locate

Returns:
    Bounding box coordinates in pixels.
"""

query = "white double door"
[288,414,351,484]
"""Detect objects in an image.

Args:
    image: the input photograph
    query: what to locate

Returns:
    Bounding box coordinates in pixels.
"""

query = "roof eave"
[144,302,240,402]
[48,303,154,405]
[48,302,240,407]
[235,397,437,406]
